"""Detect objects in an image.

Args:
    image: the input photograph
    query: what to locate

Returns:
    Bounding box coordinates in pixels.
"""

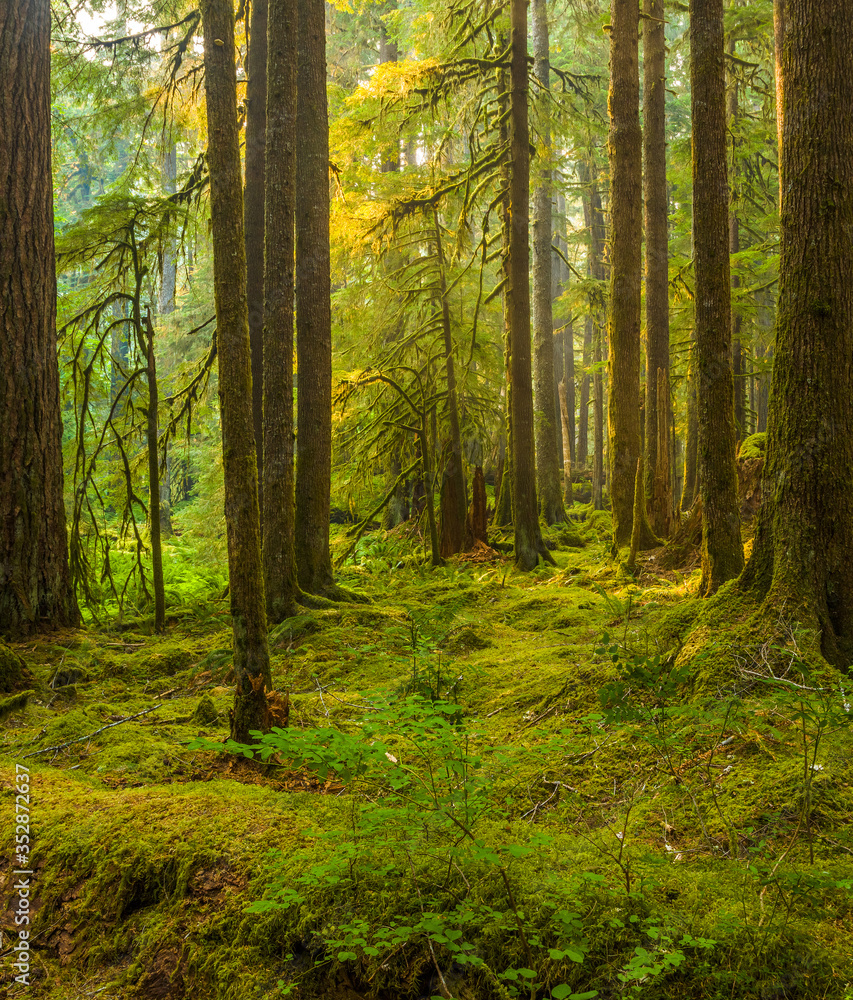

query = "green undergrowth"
[1,518,852,999]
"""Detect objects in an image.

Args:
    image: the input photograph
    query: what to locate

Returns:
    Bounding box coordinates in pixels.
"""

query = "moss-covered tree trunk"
[263,0,299,623]
[295,0,335,595]
[509,0,553,569]
[690,0,744,595]
[607,0,642,549]
[741,0,853,664]
[681,343,698,510]
[244,0,268,522]
[531,0,565,526]
[643,0,672,538]
[201,0,272,741]
[0,0,78,635]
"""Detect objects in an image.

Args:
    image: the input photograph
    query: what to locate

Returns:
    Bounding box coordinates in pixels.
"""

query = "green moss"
[738,432,767,460]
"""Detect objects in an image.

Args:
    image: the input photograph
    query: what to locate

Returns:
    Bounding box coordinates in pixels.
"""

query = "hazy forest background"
[2,0,853,997]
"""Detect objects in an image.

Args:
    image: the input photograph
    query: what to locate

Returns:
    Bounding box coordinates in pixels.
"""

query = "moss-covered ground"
[1,507,852,999]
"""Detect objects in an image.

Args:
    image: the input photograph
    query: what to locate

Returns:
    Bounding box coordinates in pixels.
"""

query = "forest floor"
[1,503,853,1000]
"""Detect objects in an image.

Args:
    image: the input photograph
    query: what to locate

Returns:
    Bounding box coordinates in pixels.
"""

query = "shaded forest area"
[2,0,853,997]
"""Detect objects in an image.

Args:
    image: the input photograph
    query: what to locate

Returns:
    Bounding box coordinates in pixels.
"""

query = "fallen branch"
[23,705,163,759]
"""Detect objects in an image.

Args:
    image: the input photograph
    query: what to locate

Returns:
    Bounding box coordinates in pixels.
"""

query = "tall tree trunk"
[263,0,299,623]
[643,0,672,537]
[773,0,785,205]
[742,0,853,664]
[681,344,699,510]
[592,320,605,511]
[494,52,513,530]
[142,310,166,632]
[159,142,178,315]
[558,380,573,506]
[509,0,552,568]
[245,0,268,522]
[577,315,591,469]
[607,0,643,549]
[201,0,271,742]
[728,31,746,439]
[531,0,565,526]
[434,212,469,556]
[295,0,335,594]
[690,0,744,594]
[0,0,78,635]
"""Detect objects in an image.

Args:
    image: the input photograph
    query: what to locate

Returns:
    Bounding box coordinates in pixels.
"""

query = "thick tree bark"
[607,0,643,549]
[593,321,605,511]
[509,0,553,569]
[741,0,853,664]
[295,0,335,594]
[0,0,78,635]
[690,0,744,594]
[201,0,272,742]
[531,0,564,526]
[773,0,785,204]
[263,0,299,623]
[245,0,268,521]
[643,0,672,537]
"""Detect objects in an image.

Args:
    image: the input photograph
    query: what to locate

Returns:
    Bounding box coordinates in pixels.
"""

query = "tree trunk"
[577,315,591,468]
[607,0,643,549]
[509,0,553,569]
[652,367,673,537]
[263,0,299,623]
[558,381,573,507]
[245,0,268,523]
[0,0,78,635]
[681,341,698,511]
[773,0,785,205]
[728,32,746,440]
[159,143,178,315]
[143,311,166,632]
[643,0,672,538]
[435,211,469,556]
[531,0,564,526]
[741,0,853,664]
[295,0,335,595]
[690,0,744,595]
[201,0,271,742]
[593,319,605,511]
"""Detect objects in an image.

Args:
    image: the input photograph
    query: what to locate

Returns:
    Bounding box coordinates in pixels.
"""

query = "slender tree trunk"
[295,0,335,594]
[681,343,698,510]
[593,320,605,511]
[0,0,78,635]
[558,380,573,506]
[201,0,271,741]
[159,143,177,316]
[531,0,564,526]
[741,0,853,664]
[494,52,513,530]
[245,0,268,522]
[690,0,744,594]
[263,0,299,623]
[607,0,643,549]
[728,32,746,439]
[435,211,469,556]
[509,0,553,569]
[652,367,673,536]
[643,0,671,537]
[577,315,591,468]
[142,310,166,632]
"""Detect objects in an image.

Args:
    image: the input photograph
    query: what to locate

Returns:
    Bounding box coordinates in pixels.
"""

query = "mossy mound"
[738,432,767,460]
[439,626,492,655]
[0,642,36,693]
